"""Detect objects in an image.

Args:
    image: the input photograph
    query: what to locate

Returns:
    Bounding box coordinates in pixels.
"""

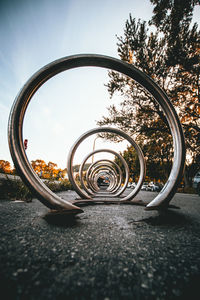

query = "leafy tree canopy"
[31,159,65,179]
[0,160,12,174]
[98,1,200,184]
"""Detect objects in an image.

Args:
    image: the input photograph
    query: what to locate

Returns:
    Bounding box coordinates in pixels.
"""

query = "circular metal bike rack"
[80,158,122,195]
[78,148,129,198]
[85,159,123,194]
[67,127,146,202]
[8,54,185,212]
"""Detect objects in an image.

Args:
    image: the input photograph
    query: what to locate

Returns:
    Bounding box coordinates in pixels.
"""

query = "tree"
[150,0,200,173]
[150,0,199,42]
[98,4,200,185]
[0,160,12,174]
[98,16,174,178]
[45,161,58,179]
[115,142,172,183]
[150,0,200,183]
[31,159,47,177]
[114,146,140,182]
[31,159,66,180]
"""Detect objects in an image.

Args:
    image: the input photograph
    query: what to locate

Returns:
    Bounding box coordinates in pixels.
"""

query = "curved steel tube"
[73,148,129,199]
[88,167,116,193]
[83,159,123,195]
[89,164,121,193]
[68,127,146,202]
[87,164,119,194]
[90,163,121,193]
[92,169,116,192]
[8,54,185,210]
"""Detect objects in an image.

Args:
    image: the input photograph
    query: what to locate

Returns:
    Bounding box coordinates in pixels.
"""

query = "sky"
[0,0,199,169]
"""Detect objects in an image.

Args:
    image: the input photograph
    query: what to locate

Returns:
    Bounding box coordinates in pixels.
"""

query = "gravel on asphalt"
[0,191,200,300]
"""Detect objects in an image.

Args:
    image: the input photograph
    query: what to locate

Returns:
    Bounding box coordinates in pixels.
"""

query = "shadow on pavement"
[131,210,190,226]
[43,210,81,227]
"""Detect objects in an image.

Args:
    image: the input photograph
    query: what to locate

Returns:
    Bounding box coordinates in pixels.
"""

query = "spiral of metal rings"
[82,158,123,196]
[67,127,146,202]
[8,54,186,214]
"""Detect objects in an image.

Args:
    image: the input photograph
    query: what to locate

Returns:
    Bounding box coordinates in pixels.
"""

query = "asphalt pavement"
[0,190,200,300]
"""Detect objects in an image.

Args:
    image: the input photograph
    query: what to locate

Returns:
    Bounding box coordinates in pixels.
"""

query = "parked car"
[131,182,136,189]
[150,183,163,192]
[127,182,136,189]
[141,182,149,191]
[193,171,200,195]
